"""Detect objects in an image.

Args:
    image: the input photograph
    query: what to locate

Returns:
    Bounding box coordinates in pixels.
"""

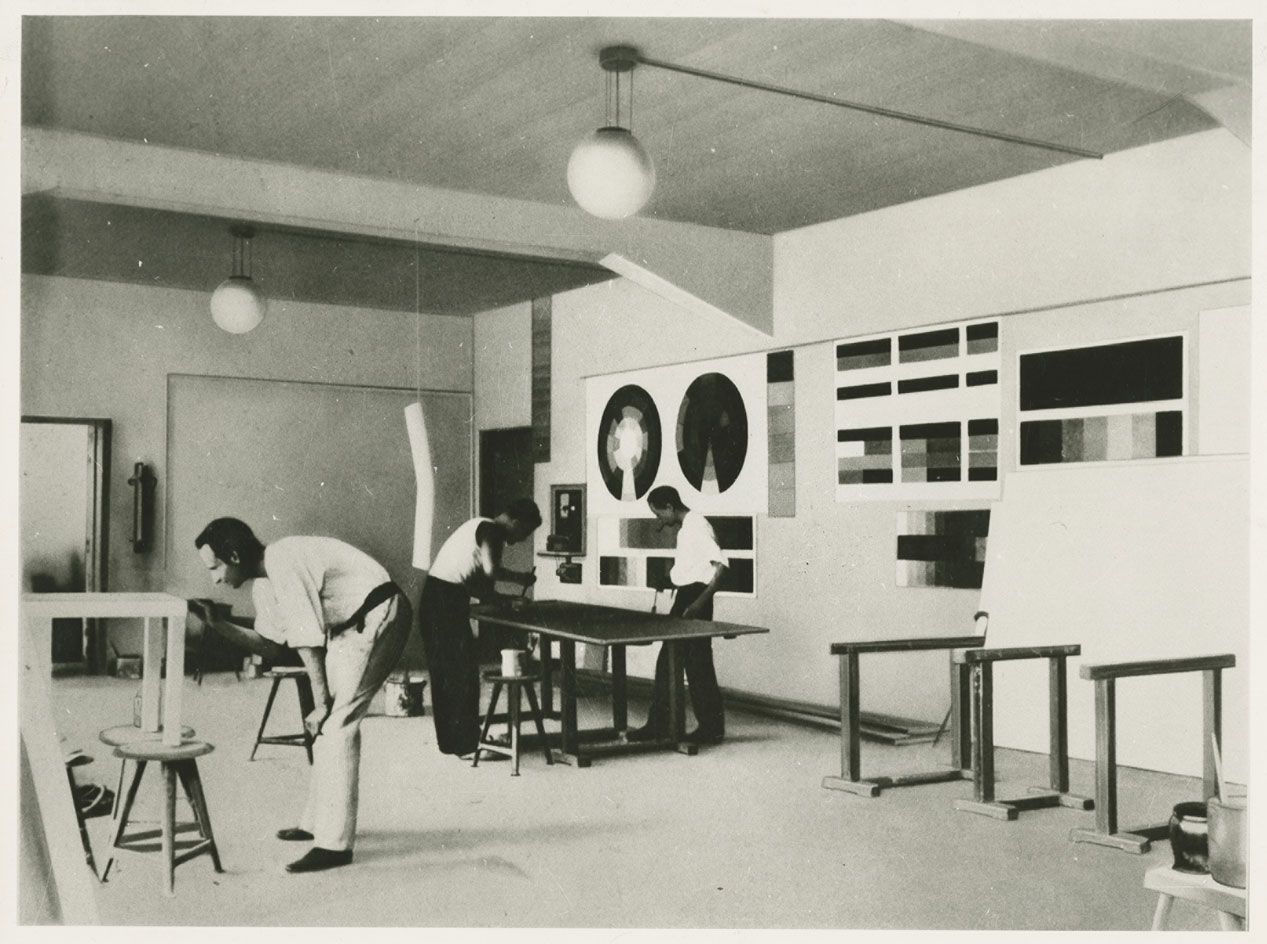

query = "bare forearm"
[296,647,331,707]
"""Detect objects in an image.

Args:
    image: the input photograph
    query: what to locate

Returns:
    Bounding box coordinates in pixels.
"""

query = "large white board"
[165,375,472,669]
[979,456,1248,782]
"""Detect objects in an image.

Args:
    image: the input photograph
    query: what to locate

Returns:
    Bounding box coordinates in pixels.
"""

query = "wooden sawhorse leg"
[955,653,1092,821]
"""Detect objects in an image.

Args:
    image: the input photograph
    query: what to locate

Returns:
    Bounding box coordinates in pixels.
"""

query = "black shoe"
[277,827,314,842]
[285,847,353,873]
[685,728,724,745]
[626,725,663,743]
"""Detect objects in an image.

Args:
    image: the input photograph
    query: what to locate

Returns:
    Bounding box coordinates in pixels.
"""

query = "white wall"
[21,275,473,598]
[473,301,532,431]
[505,128,1250,733]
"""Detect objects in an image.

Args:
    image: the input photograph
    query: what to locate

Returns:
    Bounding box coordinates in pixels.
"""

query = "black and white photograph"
[4,2,1261,937]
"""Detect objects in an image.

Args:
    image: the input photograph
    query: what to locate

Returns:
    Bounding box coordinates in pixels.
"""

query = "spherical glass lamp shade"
[209,276,266,334]
[567,126,656,220]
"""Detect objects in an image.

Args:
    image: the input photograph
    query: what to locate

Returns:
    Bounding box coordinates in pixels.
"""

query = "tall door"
[20,418,110,672]
[479,426,535,579]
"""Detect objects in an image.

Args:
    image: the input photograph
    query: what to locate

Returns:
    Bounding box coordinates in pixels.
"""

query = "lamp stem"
[631,52,1103,160]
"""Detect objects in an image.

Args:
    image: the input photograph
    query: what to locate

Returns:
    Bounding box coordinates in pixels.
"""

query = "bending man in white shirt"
[191,517,410,873]
[628,485,729,745]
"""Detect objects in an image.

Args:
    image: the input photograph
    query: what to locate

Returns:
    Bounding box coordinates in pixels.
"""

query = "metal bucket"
[1207,796,1247,889]
[384,672,427,717]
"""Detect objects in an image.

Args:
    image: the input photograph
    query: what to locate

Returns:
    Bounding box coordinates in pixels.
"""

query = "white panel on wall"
[1196,305,1250,455]
[586,352,769,518]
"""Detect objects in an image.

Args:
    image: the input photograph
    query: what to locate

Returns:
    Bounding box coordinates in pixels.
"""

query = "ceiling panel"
[21,16,1236,236]
[22,195,614,316]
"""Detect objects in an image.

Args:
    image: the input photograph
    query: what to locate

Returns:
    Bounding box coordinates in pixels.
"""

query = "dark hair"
[647,485,688,512]
[194,517,264,570]
[504,498,542,530]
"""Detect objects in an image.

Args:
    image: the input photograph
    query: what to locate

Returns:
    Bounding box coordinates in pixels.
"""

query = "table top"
[1144,866,1246,914]
[472,599,769,646]
[22,591,190,618]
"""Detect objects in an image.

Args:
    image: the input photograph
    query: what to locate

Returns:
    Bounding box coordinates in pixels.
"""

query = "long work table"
[472,599,768,767]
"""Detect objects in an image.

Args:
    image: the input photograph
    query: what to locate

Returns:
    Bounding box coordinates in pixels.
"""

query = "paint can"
[384,671,427,717]
[1207,796,1247,888]
[501,648,525,677]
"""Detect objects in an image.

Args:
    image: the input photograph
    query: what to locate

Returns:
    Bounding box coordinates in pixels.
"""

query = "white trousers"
[298,595,411,851]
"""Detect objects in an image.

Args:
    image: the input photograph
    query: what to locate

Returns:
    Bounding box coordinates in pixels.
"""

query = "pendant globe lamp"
[210,225,266,334]
[567,46,655,220]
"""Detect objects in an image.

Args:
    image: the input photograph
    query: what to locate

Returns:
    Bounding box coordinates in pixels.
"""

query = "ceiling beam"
[23,128,774,336]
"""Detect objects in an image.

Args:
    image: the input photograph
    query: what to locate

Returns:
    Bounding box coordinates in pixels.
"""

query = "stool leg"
[524,682,554,765]
[110,757,128,822]
[251,677,283,761]
[177,760,223,872]
[162,763,177,896]
[473,682,503,768]
[509,684,521,777]
[1151,893,1173,931]
[102,759,147,882]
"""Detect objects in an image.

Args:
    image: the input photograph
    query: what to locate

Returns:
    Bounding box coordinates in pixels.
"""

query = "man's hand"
[304,704,331,738]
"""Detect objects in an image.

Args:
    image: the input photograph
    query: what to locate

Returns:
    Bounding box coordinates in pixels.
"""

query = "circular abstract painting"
[676,372,748,494]
[597,384,662,501]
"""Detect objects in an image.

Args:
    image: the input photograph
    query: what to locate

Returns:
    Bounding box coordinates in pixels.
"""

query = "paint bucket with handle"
[384,671,427,717]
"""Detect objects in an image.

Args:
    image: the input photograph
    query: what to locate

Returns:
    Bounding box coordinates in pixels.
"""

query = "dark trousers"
[418,576,479,756]
[644,583,724,736]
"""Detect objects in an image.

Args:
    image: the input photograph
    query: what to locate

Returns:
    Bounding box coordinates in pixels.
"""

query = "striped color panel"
[767,350,796,517]
[896,510,990,589]
[899,422,961,483]
[898,327,959,364]
[531,297,552,463]
[837,426,893,485]
[967,418,998,481]
[1019,411,1183,465]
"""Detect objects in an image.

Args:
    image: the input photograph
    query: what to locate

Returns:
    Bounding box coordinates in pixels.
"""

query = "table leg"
[839,652,861,781]
[611,645,627,732]
[972,663,995,803]
[163,611,186,747]
[950,659,972,772]
[1093,678,1117,835]
[666,642,693,755]
[162,763,177,896]
[1049,656,1070,793]
[559,640,579,761]
[141,617,163,733]
[1151,893,1173,931]
[1203,669,1223,804]
[540,637,554,717]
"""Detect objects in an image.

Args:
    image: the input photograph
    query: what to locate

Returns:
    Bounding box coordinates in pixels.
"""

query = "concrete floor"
[40,671,1231,930]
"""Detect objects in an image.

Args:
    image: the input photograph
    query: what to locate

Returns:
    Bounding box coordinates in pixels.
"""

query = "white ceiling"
[19,16,1250,313]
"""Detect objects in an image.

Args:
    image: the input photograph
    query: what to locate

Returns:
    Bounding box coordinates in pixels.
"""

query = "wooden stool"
[251,666,314,763]
[99,723,197,827]
[951,644,1094,820]
[473,670,553,776]
[1146,865,1246,930]
[102,739,222,895]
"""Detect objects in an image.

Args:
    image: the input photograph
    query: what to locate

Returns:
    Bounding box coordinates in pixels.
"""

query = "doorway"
[20,417,111,673]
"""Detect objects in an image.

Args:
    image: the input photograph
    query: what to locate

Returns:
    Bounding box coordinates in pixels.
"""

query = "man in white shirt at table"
[628,485,729,745]
[191,517,410,873]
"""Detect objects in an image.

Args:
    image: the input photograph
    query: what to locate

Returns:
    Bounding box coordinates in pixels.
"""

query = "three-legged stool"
[99,723,196,828]
[952,644,1094,820]
[251,666,314,763]
[473,670,553,776]
[102,739,223,895]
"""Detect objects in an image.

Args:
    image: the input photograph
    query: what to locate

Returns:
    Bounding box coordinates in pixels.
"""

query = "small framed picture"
[547,484,586,555]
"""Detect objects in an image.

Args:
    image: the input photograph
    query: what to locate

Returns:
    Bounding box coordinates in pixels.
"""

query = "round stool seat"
[114,739,215,762]
[99,724,196,747]
[482,670,541,683]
